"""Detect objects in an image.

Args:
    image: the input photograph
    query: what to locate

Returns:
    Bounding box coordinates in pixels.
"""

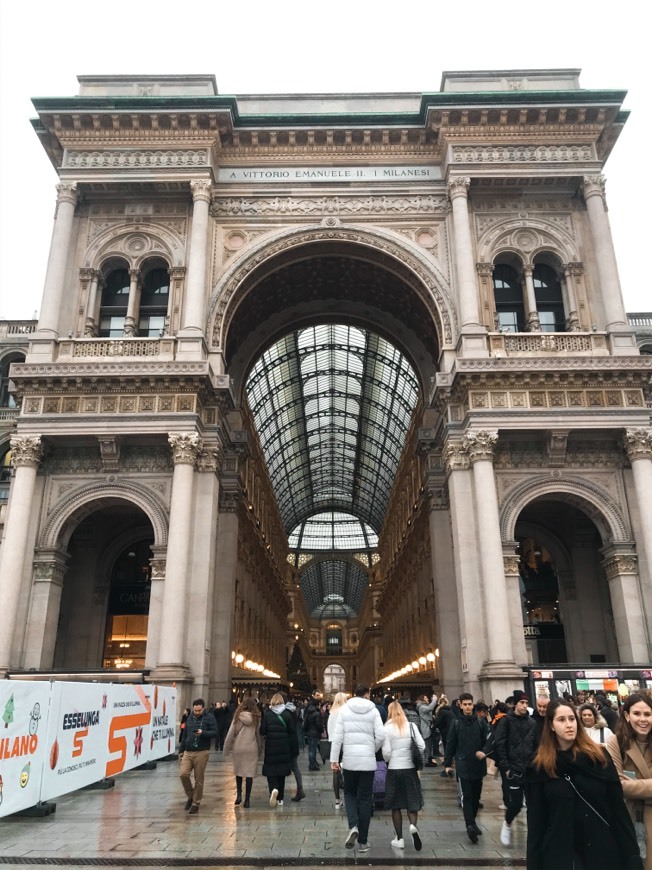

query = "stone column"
[561,263,581,331]
[180,180,212,335]
[144,547,167,669]
[462,430,522,694]
[582,176,629,329]
[522,266,541,332]
[503,544,529,665]
[23,549,69,669]
[209,453,242,700]
[624,428,652,642]
[154,433,201,678]
[37,183,79,337]
[123,268,141,336]
[0,435,43,673]
[448,177,487,356]
[82,269,101,336]
[426,467,463,695]
[601,544,649,662]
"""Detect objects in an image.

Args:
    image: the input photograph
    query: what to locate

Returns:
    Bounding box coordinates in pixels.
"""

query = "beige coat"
[223,711,263,778]
[606,732,652,870]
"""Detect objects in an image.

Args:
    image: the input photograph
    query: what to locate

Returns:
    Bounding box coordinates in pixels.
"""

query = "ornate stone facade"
[0,69,650,704]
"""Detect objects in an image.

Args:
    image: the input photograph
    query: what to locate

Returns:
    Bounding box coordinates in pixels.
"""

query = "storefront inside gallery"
[0,68,650,708]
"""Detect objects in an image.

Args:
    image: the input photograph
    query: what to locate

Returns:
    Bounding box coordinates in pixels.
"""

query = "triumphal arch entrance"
[1,69,650,706]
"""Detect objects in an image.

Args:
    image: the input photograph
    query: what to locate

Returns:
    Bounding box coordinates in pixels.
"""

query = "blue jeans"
[307,736,319,767]
[342,768,374,845]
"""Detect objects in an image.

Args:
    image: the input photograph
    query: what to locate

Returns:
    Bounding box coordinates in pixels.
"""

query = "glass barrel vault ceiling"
[245,323,420,617]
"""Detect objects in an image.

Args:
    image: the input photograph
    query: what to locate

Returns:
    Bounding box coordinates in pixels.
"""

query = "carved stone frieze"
[65,150,208,168]
[212,194,448,218]
[10,435,43,468]
[453,144,593,164]
[196,445,223,472]
[168,432,201,465]
[624,428,652,461]
[462,429,498,462]
[546,431,569,467]
[98,436,122,472]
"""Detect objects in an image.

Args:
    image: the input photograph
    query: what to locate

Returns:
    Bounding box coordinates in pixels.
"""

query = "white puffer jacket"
[329,697,385,771]
[382,720,425,770]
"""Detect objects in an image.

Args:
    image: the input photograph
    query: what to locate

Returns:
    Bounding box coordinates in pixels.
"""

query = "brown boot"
[291,789,306,802]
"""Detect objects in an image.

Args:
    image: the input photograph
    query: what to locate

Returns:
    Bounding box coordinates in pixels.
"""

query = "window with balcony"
[493,264,525,332]
[139,267,170,337]
[98,268,130,337]
[533,264,565,332]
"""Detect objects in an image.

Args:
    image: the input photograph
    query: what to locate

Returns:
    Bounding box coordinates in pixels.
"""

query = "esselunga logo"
[62,710,100,730]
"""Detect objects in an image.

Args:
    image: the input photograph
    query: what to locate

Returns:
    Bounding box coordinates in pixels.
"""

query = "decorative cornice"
[452,143,593,164]
[65,150,208,169]
[168,432,201,465]
[624,428,652,461]
[10,434,43,468]
[462,429,498,462]
[211,193,448,218]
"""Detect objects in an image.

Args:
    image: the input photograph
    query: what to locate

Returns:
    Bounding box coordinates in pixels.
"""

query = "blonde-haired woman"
[223,696,262,808]
[381,700,425,850]
[328,692,348,808]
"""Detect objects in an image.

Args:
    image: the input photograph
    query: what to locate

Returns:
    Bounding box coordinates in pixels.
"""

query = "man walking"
[330,685,386,853]
[443,692,493,843]
[416,693,438,766]
[494,689,537,846]
[304,695,323,771]
[179,698,217,814]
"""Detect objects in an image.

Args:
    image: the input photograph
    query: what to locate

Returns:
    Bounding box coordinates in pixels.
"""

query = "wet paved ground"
[0,752,526,868]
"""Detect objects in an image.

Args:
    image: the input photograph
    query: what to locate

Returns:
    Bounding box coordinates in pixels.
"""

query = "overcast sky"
[0,1,649,320]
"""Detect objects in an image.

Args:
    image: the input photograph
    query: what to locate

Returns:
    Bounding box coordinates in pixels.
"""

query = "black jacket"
[179,709,217,752]
[443,713,493,780]
[526,748,643,870]
[303,702,323,739]
[494,710,537,776]
[434,705,455,743]
[260,707,298,777]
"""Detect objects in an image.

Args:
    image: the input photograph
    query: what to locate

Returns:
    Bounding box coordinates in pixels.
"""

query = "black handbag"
[409,722,424,770]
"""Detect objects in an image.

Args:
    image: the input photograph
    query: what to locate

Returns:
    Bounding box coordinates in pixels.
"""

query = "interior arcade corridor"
[0,68,651,711]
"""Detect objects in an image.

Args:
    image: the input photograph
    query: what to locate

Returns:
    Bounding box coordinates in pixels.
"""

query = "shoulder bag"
[409,722,425,770]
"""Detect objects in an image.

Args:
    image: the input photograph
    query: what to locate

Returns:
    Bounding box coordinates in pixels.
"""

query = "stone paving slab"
[0,753,525,868]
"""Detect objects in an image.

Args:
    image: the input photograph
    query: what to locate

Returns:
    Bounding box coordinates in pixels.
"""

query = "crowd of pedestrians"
[176,686,652,868]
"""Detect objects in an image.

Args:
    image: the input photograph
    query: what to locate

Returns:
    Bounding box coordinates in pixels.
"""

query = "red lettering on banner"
[0,734,38,759]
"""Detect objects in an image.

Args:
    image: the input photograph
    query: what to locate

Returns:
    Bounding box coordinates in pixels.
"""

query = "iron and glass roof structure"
[246,324,420,617]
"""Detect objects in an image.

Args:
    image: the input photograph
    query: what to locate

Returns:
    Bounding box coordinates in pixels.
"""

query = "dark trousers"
[307,736,319,768]
[267,775,286,801]
[459,777,483,827]
[342,768,374,845]
[503,772,525,824]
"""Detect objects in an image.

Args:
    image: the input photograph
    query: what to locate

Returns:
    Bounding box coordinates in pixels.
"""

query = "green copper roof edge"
[31,89,627,129]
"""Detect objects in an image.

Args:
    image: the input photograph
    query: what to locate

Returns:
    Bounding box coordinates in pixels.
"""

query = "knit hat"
[512,690,529,704]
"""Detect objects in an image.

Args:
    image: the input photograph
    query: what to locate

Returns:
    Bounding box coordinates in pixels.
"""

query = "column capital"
[476,262,494,278]
[624,427,652,461]
[601,546,638,581]
[443,441,469,473]
[582,174,607,204]
[55,181,79,207]
[79,267,99,282]
[10,434,43,468]
[563,261,584,278]
[168,432,202,465]
[447,176,471,201]
[462,429,498,463]
[149,558,167,581]
[426,479,450,511]
[129,267,141,281]
[190,179,213,203]
[503,554,521,576]
[196,444,223,473]
[169,266,186,280]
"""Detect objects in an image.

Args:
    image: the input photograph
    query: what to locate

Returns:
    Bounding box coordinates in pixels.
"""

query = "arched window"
[326,624,342,655]
[102,538,153,669]
[493,264,525,332]
[0,353,23,408]
[533,264,565,332]
[139,267,170,337]
[99,268,130,337]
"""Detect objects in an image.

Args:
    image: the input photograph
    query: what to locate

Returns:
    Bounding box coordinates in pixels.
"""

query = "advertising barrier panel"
[1,680,176,816]
[0,681,51,816]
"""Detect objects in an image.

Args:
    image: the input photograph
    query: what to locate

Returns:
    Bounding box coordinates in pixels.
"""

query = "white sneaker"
[357,842,371,853]
[500,820,511,846]
[391,837,404,848]
[335,800,342,808]
[277,799,283,806]
[498,803,507,810]
[345,827,359,848]
[269,788,278,808]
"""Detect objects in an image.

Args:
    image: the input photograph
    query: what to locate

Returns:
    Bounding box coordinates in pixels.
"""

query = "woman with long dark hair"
[607,693,652,870]
[223,696,262,808]
[526,698,642,870]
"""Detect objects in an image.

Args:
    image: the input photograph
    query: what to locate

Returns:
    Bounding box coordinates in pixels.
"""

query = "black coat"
[494,710,537,775]
[260,708,298,777]
[179,710,217,752]
[303,702,323,739]
[443,713,492,780]
[434,705,455,743]
[526,748,643,870]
